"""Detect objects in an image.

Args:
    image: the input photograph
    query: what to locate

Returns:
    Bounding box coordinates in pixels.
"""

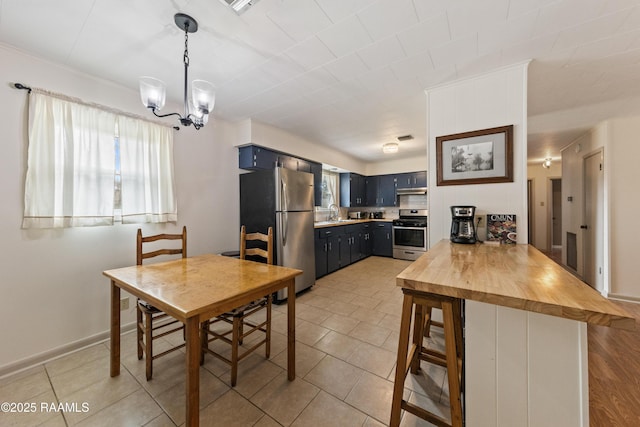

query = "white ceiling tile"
[506,0,556,19]
[455,51,505,80]
[314,0,378,23]
[412,0,449,21]
[417,66,458,89]
[357,0,419,41]
[618,6,640,33]
[532,0,609,37]
[396,12,451,56]
[256,54,306,86]
[285,36,337,70]
[357,36,407,70]
[316,15,373,57]
[477,10,537,55]
[390,52,434,80]
[428,34,478,69]
[355,66,399,92]
[500,34,557,66]
[266,0,333,41]
[446,0,510,39]
[323,53,371,81]
[567,30,640,64]
[553,10,631,52]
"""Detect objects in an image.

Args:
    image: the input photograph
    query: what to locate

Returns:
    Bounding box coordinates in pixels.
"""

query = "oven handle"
[392,225,427,231]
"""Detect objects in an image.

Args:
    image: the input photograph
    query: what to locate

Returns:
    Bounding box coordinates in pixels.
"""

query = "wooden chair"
[201,225,273,386]
[136,226,187,381]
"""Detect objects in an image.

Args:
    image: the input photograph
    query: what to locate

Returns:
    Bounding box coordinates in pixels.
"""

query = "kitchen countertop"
[397,239,636,330]
[314,218,393,228]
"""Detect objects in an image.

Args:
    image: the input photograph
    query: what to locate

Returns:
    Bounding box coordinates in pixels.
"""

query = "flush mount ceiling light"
[383,143,399,154]
[542,158,552,168]
[219,0,260,15]
[139,13,215,130]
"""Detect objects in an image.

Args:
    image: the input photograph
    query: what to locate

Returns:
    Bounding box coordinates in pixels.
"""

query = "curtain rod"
[12,82,179,130]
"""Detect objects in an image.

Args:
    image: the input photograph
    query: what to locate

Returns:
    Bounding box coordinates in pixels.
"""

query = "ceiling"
[3,0,640,164]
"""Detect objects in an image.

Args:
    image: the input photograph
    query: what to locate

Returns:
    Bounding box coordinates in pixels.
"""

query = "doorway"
[545,178,562,263]
[583,150,604,292]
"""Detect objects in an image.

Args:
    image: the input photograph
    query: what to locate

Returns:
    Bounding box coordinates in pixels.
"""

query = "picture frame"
[435,125,514,186]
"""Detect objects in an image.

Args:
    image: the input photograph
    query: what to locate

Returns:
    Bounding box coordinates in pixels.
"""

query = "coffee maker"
[450,206,477,244]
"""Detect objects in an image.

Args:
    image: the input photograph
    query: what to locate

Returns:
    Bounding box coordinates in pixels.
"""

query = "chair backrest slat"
[240,225,273,265]
[137,226,187,265]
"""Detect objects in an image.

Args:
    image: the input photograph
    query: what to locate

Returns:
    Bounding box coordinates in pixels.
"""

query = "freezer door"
[275,167,314,212]
[275,210,315,300]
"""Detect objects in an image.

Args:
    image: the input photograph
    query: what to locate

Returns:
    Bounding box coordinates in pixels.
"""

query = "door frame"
[582,148,605,293]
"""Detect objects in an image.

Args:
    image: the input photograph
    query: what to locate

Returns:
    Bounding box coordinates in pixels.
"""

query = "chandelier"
[139,13,215,130]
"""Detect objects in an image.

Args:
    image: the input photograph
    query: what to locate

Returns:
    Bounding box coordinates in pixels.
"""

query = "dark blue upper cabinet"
[340,173,366,207]
[396,171,427,189]
[378,174,397,207]
[238,144,323,205]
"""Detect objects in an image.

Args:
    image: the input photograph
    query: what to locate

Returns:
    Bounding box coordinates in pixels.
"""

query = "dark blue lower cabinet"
[372,223,393,257]
[315,234,328,278]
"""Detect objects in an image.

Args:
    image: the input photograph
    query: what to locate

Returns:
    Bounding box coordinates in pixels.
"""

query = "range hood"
[396,187,427,196]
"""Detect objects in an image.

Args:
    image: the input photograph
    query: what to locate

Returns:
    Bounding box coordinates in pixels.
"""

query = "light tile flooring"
[0,257,451,426]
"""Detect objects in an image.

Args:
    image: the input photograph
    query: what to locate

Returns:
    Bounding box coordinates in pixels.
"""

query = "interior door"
[583,151,604,292]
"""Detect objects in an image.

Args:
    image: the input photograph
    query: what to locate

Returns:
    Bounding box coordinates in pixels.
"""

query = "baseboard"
[0,321,136,379]
[608,293,640,304]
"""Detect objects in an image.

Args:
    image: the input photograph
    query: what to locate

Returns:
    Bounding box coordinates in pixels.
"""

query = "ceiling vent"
[219,0,259,15]
[397,135,414,141]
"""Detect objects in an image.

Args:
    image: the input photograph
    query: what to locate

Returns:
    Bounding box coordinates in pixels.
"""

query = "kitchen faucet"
[328,204,339,221]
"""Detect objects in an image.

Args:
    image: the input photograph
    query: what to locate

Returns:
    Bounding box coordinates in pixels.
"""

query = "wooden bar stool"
[390,288,464,427]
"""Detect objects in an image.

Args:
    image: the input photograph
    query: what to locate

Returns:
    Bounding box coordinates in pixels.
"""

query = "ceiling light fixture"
[542,158,552,168]
[383,143,399,154]
[219,0,260,15]
[139,13,215,130]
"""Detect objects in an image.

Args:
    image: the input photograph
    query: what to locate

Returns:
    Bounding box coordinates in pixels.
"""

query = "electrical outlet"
[120,297,129,311]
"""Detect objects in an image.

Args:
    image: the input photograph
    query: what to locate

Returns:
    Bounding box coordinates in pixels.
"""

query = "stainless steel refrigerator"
[240,167,315,301]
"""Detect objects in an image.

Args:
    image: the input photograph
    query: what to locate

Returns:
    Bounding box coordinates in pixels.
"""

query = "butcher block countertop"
[397,240,636,330]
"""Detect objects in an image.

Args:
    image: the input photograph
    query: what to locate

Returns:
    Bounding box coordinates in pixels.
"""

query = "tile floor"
[0,256,451,426]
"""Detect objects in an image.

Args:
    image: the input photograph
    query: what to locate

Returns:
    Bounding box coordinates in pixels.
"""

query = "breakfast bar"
[391,240,635,427]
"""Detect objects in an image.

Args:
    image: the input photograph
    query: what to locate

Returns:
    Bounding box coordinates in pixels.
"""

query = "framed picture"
[436,125,513,186]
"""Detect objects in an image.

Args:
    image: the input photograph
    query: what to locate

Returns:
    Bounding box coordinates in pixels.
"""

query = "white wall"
[0,44,239,374]
[237,119,367,174]
[527,161,562,251]
[564,117,640,300]
[608,116,640,299]
[426,63,588,426]
[426,64,529,245]
[365,155,427,176]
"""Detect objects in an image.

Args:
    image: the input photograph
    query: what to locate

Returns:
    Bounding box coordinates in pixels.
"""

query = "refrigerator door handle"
[281,178,288,246]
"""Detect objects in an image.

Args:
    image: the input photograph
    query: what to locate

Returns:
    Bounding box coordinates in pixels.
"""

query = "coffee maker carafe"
[450,206,477,244]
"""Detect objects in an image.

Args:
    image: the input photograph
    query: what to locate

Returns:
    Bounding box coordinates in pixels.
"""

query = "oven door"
[392,225,427,260]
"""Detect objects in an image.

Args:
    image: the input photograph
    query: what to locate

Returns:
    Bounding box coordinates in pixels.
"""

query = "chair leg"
[145,311,153,381]
[231,316,240,387]
[424,305,433,337]
[200,320,209,366]
[411,303,425,374]
[136,303,143,360]
[266,295,272,358]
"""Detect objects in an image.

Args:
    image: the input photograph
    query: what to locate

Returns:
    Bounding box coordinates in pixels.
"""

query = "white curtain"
[22,92,116,228]
[22,89,177,228]
[118,115,177,223]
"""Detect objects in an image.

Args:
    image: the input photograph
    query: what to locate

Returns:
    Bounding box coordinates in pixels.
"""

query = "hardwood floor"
[540,248,640,425]
[588,300,640,426]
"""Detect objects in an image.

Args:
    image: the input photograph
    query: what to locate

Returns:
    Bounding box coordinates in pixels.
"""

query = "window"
[320,170,339,208]
[22,90,176,228]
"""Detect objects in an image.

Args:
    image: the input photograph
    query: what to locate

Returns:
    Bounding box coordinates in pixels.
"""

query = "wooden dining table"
[103,253,302,426]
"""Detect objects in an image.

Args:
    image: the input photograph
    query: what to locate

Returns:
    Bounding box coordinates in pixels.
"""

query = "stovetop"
[393,209,428,227]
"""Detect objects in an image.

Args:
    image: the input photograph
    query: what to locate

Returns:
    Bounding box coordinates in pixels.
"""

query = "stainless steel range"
[392,209,428,261]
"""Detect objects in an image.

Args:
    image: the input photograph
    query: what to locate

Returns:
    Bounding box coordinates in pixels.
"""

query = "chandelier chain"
[183,28,190,67]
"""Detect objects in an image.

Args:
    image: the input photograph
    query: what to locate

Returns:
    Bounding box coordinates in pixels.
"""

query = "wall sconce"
[542,158,552,169]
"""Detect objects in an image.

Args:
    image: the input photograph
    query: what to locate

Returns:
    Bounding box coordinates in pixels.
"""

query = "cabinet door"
[412,171,427,188]
[395,172,412,189]
[310,162,323,206]
[339,233,351,267]
[361,224,373,257]
[378,175,397,206]
[327,234,340,274]
[365,176,379,207]
[356,174,366,206]
[315,235,328,278]
[372,223,392,257]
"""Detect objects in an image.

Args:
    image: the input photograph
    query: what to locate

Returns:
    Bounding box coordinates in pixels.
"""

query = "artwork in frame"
[435,125,514,186]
